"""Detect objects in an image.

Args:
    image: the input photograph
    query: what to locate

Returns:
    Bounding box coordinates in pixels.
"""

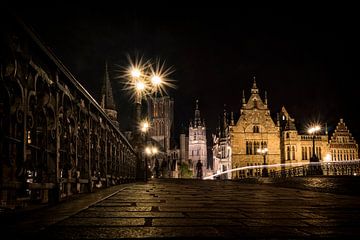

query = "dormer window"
[253,126,260,133]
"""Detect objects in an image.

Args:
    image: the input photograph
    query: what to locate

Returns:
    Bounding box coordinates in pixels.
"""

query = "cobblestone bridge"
[6,178,360,239]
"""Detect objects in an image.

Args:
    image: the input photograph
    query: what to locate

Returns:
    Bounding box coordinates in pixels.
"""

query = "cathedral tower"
[189,100,208,177]
[100,62,119,128]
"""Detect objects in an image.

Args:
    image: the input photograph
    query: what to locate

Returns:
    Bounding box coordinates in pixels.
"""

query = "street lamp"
[308,125,321,163]
[307,124,323,175]
[257,147,268,177]
[117,55,175,180]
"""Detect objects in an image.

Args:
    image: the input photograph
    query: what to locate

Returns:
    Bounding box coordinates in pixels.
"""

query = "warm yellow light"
[135,81,145,91]
[308,125,321,134]
[131,68,141,78]
[152,147,158,154]
[257,148,268,154]
[140,121,149,132]
[324,153,331,162]
[145,147,151,155]
[151,75,162,86]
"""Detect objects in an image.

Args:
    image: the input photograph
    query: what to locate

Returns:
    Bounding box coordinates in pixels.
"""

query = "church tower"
[189,100,208,177]
[212,106,232,179]
[147,96,174,153]
[100,62,119,128]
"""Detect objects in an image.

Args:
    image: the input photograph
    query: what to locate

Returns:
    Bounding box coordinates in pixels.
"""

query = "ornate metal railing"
[0,15,138,208]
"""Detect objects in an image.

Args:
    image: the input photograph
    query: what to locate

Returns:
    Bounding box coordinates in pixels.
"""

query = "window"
[292,146,295,160]
[254,142,259,154]
[253,126,259,133]
[286,133,290,139]
[287,146,291,160]
[302,147,304,160]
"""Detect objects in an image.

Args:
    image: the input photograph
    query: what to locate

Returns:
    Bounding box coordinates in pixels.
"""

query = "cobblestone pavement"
[11,179,360,239]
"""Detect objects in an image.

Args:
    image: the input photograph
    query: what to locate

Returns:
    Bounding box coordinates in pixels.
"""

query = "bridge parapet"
[0,16,138,209]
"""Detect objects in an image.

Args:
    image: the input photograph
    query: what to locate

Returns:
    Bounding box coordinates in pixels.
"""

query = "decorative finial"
[251,76,259,94]
[264,91,268,105]
[242,90,246,105]
[230,111,235,126]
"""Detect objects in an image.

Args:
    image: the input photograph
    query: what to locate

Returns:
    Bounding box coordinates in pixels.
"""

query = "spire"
[242,90,246,106]
[251,76,259,94]
[100,61,116,110]
[230,111,235,126]
[223,106,227,131]
[325,122,328,135]
[194,99,201,126]
[264,91,268,105]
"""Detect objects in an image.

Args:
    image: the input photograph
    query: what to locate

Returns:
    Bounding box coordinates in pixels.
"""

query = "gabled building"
[231,78,280,178]
[329,119,358,161]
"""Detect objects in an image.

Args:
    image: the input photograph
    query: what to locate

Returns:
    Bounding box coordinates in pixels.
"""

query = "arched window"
[302,147,305,160]
[286,133,290,139]
[292,146,295,160]
[287,146,291,160]
[254,142,259,154]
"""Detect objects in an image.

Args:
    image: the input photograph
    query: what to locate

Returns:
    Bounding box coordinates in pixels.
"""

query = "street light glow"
[117,55,176,103]
[140,120,150,133]
[135,80,145,91]
[257,147,268,154]
[308,125,321,134]
[131,68,141,78]
[151,75,162,86]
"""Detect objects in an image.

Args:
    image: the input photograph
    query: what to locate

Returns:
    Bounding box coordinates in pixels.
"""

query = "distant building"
[215,77,358,179]
[279,106,329,166]
[189,100,208,177]
[212,108,232,179]
[329,119,359,161]
[231,78,281,178]
[100,62,119,128]
[147,96,174,153]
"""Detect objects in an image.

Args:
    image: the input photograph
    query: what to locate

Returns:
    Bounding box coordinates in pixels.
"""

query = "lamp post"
[121,56,175,180]
[308,125,320,163]
[257,147,269,177]
[307,125,323,175]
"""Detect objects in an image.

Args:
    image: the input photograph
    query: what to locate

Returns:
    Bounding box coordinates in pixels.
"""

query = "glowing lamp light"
[135,81,145,91]
[308,125,321,134]
[131,68,141,78]
[152,147,158,154]
[140,121,149,133]
[257,148,268,154]
[324,153,331,162]
[151,75,162,86]
[145,147,151,155]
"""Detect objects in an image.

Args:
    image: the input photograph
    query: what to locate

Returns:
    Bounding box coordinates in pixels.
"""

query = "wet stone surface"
[9,179,360,239]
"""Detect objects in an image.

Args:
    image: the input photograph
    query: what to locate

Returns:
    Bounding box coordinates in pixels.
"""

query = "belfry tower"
[188,100,208,177]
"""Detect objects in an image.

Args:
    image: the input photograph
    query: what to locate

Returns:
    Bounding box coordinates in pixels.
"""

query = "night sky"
[11,6,360,143]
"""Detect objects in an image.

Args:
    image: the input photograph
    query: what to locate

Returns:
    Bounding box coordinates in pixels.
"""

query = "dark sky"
[12,6,360,142]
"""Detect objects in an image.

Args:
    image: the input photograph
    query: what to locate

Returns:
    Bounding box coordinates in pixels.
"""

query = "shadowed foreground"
[8,179,360,239]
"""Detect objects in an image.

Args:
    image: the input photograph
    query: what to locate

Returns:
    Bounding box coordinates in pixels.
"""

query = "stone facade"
[231,78,280,178]
[147,96,174,153]
[212,108,232,179]
[226,78,358,179]
[189,100,208,177]
[329,119,359,161]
